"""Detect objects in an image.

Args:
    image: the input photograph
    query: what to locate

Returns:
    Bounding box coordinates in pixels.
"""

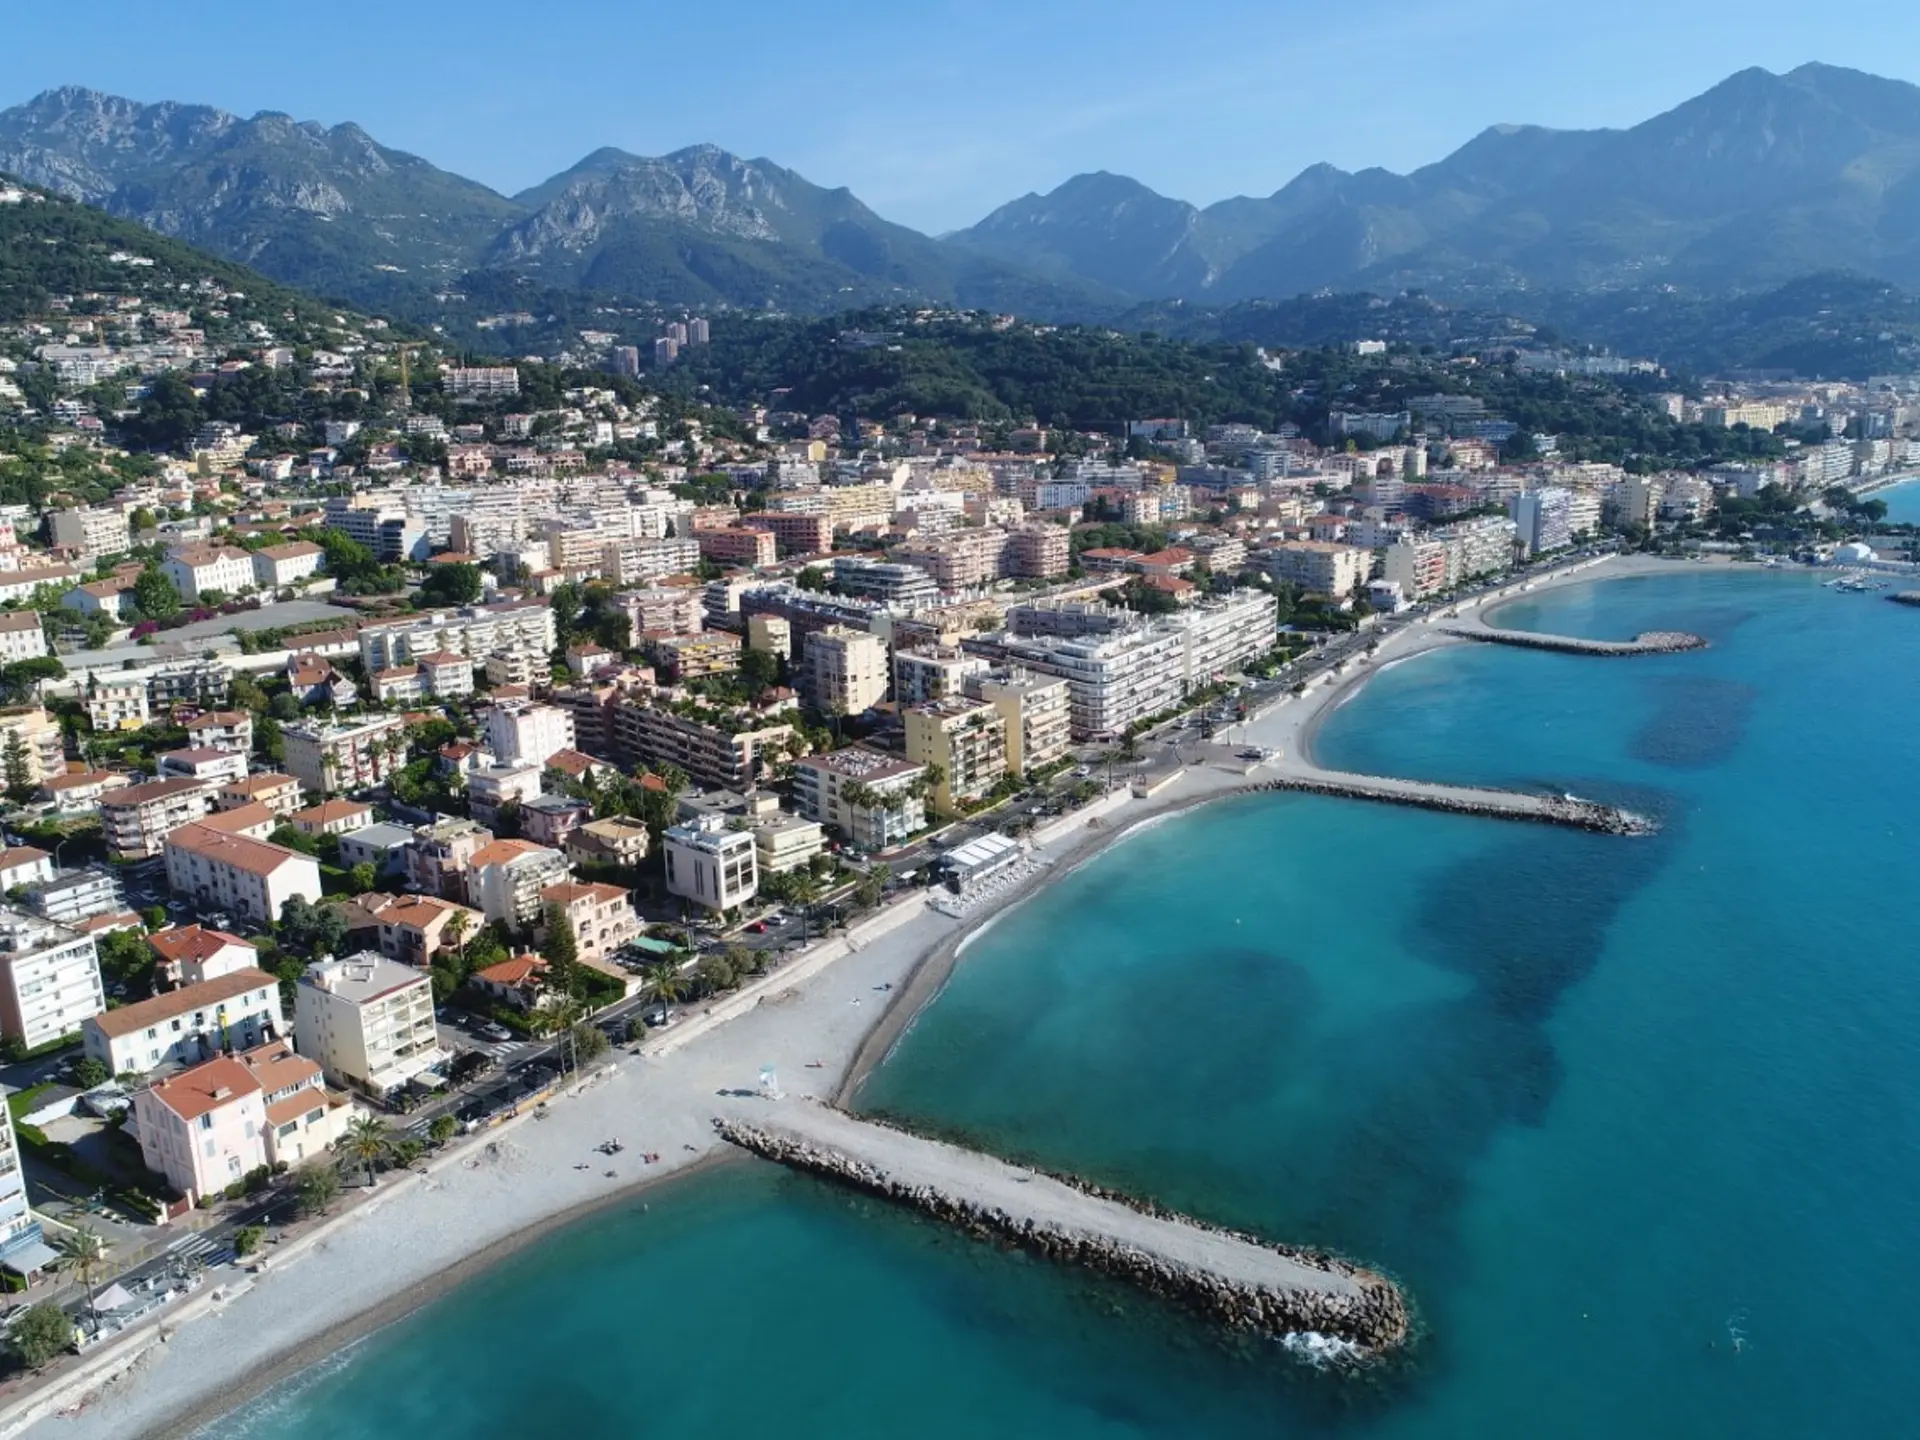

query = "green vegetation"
[8,1301,72,1369]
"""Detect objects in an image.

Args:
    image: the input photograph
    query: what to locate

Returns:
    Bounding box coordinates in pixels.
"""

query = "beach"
[12,550,1685,1440]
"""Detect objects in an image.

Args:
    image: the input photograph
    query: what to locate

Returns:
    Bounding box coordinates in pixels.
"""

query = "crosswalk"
[166,1232,234,1269]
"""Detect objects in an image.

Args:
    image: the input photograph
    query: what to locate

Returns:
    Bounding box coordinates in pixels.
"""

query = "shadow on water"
[1629,676,1758,769]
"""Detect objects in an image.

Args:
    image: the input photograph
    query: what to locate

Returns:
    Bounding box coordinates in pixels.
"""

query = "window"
[199,1113,213,1131]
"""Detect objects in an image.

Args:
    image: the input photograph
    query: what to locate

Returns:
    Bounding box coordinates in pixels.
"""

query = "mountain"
[486,143,1113,315]
[949,63,1920,302]
[0,87,525,301]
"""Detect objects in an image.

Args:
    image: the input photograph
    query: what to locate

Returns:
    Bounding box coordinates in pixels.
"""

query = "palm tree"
[546,997,587,1072]
[54,1225,108,1326]
[640,961,688,1027]
[443,909,470,973]
[341,1114,394,1189]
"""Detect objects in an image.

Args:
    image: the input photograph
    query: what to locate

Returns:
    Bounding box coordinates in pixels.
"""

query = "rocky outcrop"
[1889,591,1920,608]
[716,1114,1410,1359]
[1250,774,1656,835]
[1444,626,1708,656]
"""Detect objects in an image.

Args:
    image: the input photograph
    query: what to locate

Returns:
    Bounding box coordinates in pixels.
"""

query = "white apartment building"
[486,701,576,769]
[0,612,48,665]
[601,537,703,586]
[466,762,545,829]
[465,839,572,928]
[101,777,216,860]
[357,601,556,674]
[904,699,1008,816]
[894,647,990,706]
[663,815,760,912]
[969,625,1185,740]
[0,709,65,787]
[49,507,129,558]
[1258,542,1371,598]
[0,1094,42,1272]
[1509,488,1574,556]
[0,910,105,1052]
[283,715,409,797]
[445,367,521,401]
[791,747,927,851]
[1169,591,1279,687]
[251,541,325,589]
[162,545,256,601]
[82,968,285,1077]
[805,626,888,716]
[294,952,442,1097]
[163,825,323,926]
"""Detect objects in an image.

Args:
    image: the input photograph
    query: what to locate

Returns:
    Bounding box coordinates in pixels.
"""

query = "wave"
[1280,1330,1369,1368]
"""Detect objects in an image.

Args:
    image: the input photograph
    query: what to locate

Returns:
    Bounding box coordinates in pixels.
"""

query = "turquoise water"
[206,569,1920,1439]
[1881,477,1920,525]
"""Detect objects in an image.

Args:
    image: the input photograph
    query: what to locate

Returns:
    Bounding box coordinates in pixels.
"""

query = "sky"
[7,0,1920,233]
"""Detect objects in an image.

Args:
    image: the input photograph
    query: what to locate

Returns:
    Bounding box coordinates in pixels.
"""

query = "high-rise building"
[805,626,889,716]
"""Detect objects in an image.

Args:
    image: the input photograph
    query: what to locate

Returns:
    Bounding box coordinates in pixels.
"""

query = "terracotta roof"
[163,824,308,877]
[161,746,240,765]
[291,799,373,826]
[41,769,120,794]
[149,924,256,966]
[371,894,475,930]
[196,802,278,834]
[144,1056,261,1124]
[468,839,563,870]
[258,541,323,559]
[0,612,41,633]
[89,968,278,1040]
[185,711,250,730]
[540,880,629,906]
[542,749,608,778]
[475,954,547,987]
[236,1038,322,1099]
[222,772,298,796]
[0,846,50,872]
[104,777,211,807]
[73,910,143,936]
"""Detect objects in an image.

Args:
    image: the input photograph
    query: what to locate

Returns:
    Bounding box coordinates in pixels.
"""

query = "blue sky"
[6,1,1918,232]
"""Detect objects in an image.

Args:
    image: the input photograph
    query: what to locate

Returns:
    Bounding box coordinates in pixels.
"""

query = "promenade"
[717,1102,1409,1354]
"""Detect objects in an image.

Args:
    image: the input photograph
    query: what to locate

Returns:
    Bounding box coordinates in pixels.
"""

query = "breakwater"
[1890,592,1920,609]
[1254,769,1655,835]
[716,1104,1410,1357]
[1443,624,1708,656]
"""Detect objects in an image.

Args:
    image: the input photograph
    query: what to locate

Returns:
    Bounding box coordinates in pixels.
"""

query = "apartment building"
[621,584,706,637]
[445,367,521,401]
[217,772,302,819]
[283,714,408,797]
[540,881,643,963]
[829,557,940,608]
[740,511,832,557]
[0,709,64,787]
[966,670,1071,777]
[1007,525,1071,579]
[1257,541,1372,598]
[614,703,794,791]
[1169,591,1279,686]
[162,545,255,601]
[465,839,572,928]
[564,816,652,870]
[466,762,544,828]
[158,747,249,787]
[486,701,575,769]
[966,625,1185,740]
[694,527,778,569]
[357,601,556,674]
[82,968,284,1077]
[1383,538,1451,601]
[251,540,326,589]
[893,646,990,705]
[601,537,703,586]
[363,893,483,967]
[663,815,759,912]
[0,910,105,1052]
[102,777,215,860]
[294,953,442,1096]
[904,699,1008,816]
[0,612,47,665]
[1509,488,1574,556]
[50,506,130,558]
[131,1054,270,1204]
[84,678,149,732]
[806,626,888,716]
[183,711,254,755]
[288,799,375,840]
[163,825,322,926]
[242,1039,355,1168]
[791,747,927,852]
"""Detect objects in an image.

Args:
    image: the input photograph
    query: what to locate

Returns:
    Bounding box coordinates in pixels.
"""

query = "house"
[472,954,548,1011]
[464,839,571,928]
[285,653,359,709]
[466,762,543,828]
[251,541,325,590]
[100,778,215,860]
[39,769,128,817]
[337,823,416,878]
[130,1055,269,1204]
[288,799,374,839]
[216,772,302,819]
[62,576,139,620]
[148,925,260,989]
[538,880,643,963]
[364,893,482,967]
[161,545,255,601]
[0,847,54,892]
[161,825,323,926]
[238,1038,354,1167]
[81,967,285,1077]
[293,953,442,1096]
[519,793,591,848]
[402,815,492,899]
[663,814,759,912]
[183,711,253,754]
[0,612,47,665]
[157,746,249,787]
[543,749,617,787]
[564,815,651,869]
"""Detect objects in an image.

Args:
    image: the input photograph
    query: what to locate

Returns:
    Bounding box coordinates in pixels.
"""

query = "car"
[477,1021,513,1043]
[747,921,768,933]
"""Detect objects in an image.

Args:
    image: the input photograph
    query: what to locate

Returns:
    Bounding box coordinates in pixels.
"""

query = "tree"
[10,1301,72,1369]
[739,646,780,694]
[542,903,579,998]
[296,1162,341,1217]
[341,1115,393,1189]
[419,562,483,607]
[278,895,350,959]
[232,1225,266,1258]
[71,1056,109,1089]
[428,1114,458,1147]
[641,961,689,1024]
[133,564,182,621]
[2,731,31,799]
[346,861,378,894]
[53,1225,108,1327]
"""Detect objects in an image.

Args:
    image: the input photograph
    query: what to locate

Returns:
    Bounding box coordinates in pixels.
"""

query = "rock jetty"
[1443,625,1708,656]
[1889,591,1920,609]
[1252,770,1655,835]
[717,1105,1410,1358]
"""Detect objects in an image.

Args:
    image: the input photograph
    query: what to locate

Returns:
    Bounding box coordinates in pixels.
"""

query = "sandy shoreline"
[16,551,1683,1440]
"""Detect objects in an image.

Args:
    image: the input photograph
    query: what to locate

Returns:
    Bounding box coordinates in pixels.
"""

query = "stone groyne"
[1252,771,1655,835]
[1889,592,1920,609]
[716,1106,1410,1358]
[1443,625,1708,657]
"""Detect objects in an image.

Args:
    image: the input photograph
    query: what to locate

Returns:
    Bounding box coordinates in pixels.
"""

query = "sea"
[1880,475,1920,525]
[204,567,1920,1440]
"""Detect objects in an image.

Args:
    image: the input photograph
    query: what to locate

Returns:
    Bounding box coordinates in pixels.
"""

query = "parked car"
[477,1021,513,1043]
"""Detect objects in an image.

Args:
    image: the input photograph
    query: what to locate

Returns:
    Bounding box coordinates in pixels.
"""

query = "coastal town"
[0,178,1919,1422]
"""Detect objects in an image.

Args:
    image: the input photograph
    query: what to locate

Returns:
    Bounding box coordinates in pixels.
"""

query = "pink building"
[131,1055,269,1203]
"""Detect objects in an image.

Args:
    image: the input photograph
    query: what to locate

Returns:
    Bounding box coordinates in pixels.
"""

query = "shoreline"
[19,549,1696,1440]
